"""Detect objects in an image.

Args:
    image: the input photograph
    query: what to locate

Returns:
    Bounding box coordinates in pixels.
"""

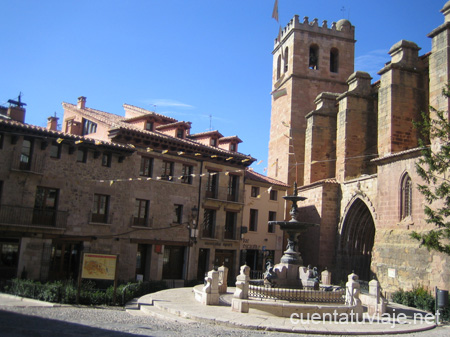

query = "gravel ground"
[1,305,450,337]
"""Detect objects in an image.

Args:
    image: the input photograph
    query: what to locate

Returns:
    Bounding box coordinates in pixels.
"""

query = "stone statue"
[263,260,277,288]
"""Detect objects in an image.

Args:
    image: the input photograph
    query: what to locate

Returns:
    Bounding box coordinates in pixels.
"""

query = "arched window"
[309,44,319,70]
[276,54,282,80]
[284,47,289,73]
[400,174,412,220]
[330,48,339,73]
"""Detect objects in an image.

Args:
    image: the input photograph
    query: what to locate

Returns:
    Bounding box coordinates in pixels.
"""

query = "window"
[230,143,236,152]
[161,161,174,181]
[92,194,109,223]
[210,138,217,147]
[268,211,277,233]
[284,47,289,72]
[276,54,281,80]
[146,121,154,131]
[33,186,59,226]
[251,186,260,198]
[227,174,239,202]
[224,211,237,240]
[102,153,112,167]
[134,199,149,226]
[270,189,278,201]
[202,208,216,238]
[181,164,193,184]
[309,44,319,69]
[249,209,258,232]
[19,138,33,170]
[140,157,153,177]
[50,142,61,159]
[176,129,184,139]
[162,245,185,279]
[206,170,219,198]
[174,204,183,224]
[77,148,87,163]
[82,118,97,135]
[330,48,339,73]
[401,174,412,220]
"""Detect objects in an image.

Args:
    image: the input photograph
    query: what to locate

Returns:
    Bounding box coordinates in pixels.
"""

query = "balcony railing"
[0,205,68,229]
[204,186,244,203]
[10,152,45,174]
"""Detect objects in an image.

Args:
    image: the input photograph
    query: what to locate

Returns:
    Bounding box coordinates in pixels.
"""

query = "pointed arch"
[284,47,289,73]
[337,197,376,281]
[330,48,339,73]
[309,44,319,70]
[276,54,282,80]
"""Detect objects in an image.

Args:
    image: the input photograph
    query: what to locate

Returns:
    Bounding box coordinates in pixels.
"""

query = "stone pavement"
[136,287,440,335]
[0,293,56,307]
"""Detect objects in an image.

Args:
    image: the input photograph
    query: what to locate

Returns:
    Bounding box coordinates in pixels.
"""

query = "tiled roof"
[245,169,290,187]
[63,101,255,163]
[156,121,191,130]
[122,103,177,123]
[372,147,423,163]
[0,118,134,152]
[219,135,242,143]
[189,130,224,138]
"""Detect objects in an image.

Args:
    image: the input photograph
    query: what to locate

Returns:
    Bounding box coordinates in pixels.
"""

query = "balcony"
[0,205,68,229]
[204,186,244,203]
[9,153,45,174]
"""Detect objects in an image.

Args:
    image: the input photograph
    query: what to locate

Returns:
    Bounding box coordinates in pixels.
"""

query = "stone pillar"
[233,265,250,299]
[202,270,219,305]
[368,279,386,315]
[218,264,228,293]
[321,269,331,285]
[345,272,363,320]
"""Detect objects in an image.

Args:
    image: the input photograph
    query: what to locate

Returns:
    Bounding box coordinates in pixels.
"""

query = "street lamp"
[188,205,199,245]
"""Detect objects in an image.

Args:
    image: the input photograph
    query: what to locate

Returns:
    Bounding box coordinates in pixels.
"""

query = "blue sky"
[0,0,445,174]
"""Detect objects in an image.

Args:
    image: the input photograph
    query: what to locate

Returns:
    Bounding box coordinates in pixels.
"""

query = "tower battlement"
[274,15,355,48]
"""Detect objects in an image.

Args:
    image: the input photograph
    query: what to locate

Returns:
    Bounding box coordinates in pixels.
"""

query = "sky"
[0,0,446,174]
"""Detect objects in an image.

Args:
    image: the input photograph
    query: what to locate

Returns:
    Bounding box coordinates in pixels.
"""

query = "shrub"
[391,286,435,312]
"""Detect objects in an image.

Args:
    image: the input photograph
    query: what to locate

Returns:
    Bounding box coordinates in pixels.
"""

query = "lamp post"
[186,205,199,281]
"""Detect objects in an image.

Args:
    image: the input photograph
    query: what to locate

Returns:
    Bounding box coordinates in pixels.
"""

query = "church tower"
[267,15,355,187]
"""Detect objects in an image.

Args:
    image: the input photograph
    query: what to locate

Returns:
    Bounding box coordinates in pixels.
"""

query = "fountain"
[267,182,318,288]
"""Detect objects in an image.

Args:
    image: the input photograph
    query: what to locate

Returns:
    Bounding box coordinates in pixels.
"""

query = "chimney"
[7,106,26,123]
[47,116,59,131]
[77,96,86,109]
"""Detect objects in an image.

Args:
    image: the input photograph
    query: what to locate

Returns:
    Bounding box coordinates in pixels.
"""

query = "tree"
[411,85,450,255]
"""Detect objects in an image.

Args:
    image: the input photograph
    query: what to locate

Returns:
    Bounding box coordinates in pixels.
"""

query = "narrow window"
[176,129,184,139]
[249,209,258,232]
[20,138,33,170]
[140,157,153,177]
[134,199,149,226]
[77,148,87,163]
[309,44,319,70]
[174,204,183,224]
[161,161,174,181]
[401,174,412,220]
[210,138,217,147]
[181,164,193,184]
[227,174,239,202]
[230,143,236,152]
[202,208,216,238]
[146,121,153,131]
[33,187,59,226]
[92,194,109,223]
[251,186,260,198]
[284,47,289,72]
[206,170,219,198]
[50,142,61,159]
[224,211,237,240]
[268,211,277,233]
[102,153,111,167]
[270,189,278,201]
[276,54,282,80]
[330,48,339,73]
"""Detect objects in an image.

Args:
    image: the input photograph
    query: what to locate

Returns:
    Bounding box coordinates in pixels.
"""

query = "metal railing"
[249,285,346,303]
[9,152,45,174]
[0,205,68,229]
[205,186,244,203]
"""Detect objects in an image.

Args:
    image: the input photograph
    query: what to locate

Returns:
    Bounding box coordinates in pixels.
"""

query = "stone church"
[267,2,450,294]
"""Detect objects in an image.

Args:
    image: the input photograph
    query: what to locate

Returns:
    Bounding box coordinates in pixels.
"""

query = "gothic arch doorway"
[338,198,375,281]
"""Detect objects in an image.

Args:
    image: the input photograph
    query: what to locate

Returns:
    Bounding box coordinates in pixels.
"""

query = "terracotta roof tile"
[245,169,290,187]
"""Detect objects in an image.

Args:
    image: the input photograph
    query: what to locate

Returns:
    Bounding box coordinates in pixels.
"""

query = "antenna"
[8,92,27,108]
[209,114,212,131]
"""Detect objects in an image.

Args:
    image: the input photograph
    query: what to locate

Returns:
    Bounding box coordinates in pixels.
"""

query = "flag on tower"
[272,0,279,22]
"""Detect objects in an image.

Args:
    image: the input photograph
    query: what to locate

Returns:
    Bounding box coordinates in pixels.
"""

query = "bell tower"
[267,15,355,187]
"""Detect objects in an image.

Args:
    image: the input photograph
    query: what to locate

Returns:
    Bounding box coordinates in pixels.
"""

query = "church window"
[400,174,412,220]
[309,44,319,70]
[276,54,282,80]
[330,48,339,73]
[284,47,289,72]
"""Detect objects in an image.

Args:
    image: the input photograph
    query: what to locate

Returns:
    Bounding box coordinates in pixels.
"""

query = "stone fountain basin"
[269,221,318,231]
